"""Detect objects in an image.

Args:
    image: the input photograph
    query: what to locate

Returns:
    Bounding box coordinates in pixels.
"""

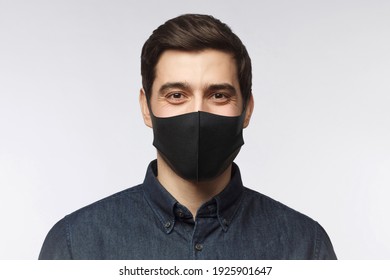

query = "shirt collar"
[142,160,177,233]
[142,160,244,233]
[213,163,245,231]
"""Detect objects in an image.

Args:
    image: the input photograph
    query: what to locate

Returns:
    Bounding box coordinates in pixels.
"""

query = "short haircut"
[141,14,252,104]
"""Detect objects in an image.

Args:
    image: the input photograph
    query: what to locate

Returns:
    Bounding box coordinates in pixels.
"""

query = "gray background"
[1,0,389,259]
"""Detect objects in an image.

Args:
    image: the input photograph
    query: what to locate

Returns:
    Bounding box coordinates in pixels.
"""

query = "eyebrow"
[207,83,237,94]
[159,82,191,94]
[158,82,237,95]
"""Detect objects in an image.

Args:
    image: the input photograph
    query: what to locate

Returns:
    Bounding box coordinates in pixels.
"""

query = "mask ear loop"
[239,91,251,125]
[144,91,157,120]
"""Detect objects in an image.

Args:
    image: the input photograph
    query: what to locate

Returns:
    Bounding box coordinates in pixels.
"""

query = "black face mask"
[150,110,246,182]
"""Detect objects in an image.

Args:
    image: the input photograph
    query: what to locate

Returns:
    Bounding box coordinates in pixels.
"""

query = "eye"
[210,92,230,103]
[166,92,186,103]
[213,93,225,99]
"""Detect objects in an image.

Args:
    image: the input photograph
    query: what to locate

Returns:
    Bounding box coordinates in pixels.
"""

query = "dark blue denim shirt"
[39,161,336,259]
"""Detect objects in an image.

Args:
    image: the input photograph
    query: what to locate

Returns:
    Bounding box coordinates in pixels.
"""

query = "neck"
[156,153,232,218]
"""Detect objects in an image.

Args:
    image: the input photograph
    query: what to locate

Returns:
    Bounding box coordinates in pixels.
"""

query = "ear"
[139,88,152,128]
[243,93,254,128]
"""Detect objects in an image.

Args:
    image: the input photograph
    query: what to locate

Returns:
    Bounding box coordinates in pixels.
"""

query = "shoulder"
[59,184,149,233]
[68,184,144,219]
[39,184,145,259]
[242,186,315,224]
[240,187,337,259]
[244,187,315,223]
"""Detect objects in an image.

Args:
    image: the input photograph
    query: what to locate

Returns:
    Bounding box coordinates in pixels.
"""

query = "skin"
[140,49,254,218]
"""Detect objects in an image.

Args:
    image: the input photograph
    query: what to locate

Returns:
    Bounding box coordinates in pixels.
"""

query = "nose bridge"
[192,90,206,112]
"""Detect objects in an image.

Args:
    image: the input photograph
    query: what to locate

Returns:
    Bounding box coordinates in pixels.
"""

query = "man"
[39,14,336,259]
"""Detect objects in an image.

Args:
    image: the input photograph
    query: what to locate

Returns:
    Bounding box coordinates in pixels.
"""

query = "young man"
[39,14,336,259]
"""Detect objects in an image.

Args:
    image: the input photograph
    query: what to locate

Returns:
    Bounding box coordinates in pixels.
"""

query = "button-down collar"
[142,160,244,233]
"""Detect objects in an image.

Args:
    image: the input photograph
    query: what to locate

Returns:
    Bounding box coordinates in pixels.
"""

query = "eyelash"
[211,92,228,99]
[164,92,231,104]
[165,92,186,103]
[166,92,185,98]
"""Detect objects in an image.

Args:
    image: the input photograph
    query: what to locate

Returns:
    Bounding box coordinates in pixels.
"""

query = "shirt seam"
[65,215,74,260]
[314,222,321,260]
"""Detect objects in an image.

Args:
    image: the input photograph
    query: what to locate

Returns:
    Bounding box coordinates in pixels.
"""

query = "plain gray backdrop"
[1,0,389,259]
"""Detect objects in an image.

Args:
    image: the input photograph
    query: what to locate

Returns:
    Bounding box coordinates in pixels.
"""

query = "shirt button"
[177,211,184,218]
[195,243,203,251]
[164,221,171,228]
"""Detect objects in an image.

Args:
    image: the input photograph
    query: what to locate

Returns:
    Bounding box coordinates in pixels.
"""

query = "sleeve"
[38,216,73,260]
[314,222,337,260]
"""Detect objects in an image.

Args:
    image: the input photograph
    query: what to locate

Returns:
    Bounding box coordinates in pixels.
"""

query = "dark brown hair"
[141,14,252,103]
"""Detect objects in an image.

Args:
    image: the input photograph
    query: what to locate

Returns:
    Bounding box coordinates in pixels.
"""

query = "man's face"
[139,48,254,180]
[149,49,244,118]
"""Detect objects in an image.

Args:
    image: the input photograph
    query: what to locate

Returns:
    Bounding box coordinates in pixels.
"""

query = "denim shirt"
[39,161,337,259]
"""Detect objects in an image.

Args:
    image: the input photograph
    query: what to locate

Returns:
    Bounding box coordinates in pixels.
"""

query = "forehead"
[153,49,239,86]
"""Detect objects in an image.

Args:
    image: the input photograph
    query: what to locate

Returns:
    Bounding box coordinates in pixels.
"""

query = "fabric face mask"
[150,110,246,182]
